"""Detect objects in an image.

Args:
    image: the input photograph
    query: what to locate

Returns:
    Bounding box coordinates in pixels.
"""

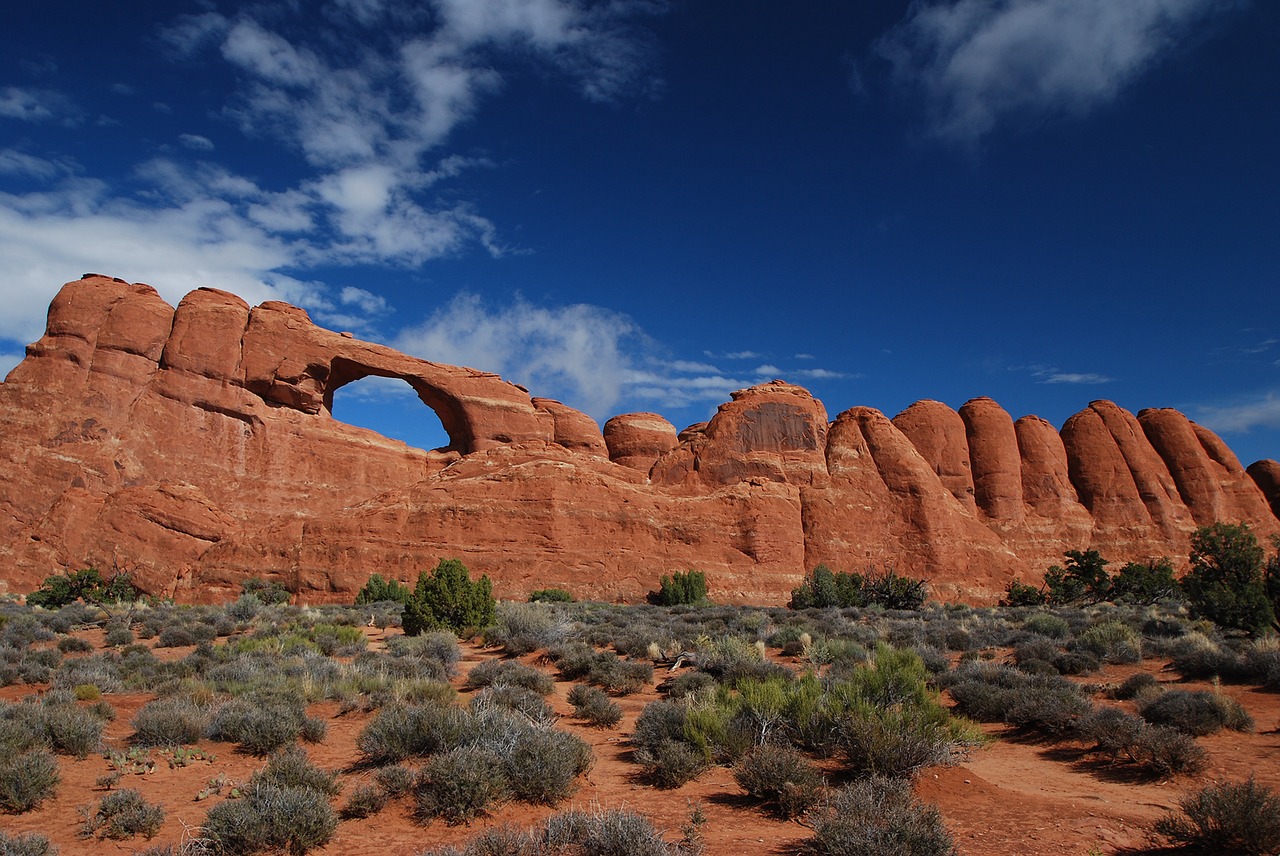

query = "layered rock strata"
[1,276,1276,604]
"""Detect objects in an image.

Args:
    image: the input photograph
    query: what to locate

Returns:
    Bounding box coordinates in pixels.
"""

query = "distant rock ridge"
[1,275,1276,604]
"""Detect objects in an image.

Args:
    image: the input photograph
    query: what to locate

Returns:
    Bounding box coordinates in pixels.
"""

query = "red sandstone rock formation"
[0,276,1276,604]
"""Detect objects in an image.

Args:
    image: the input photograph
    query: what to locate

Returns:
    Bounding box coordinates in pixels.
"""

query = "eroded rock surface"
[1,276,1276,603]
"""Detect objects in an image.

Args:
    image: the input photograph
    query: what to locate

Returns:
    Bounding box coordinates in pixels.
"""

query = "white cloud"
[0,87,75,123]
[178,133,214,151]
[878,0,1228,143]
[1197,392,1280,435]
[1041,372,1113,385]
[0,149,74,180]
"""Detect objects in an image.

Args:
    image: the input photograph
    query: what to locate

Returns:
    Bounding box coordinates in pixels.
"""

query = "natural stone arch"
[323,356,477,454]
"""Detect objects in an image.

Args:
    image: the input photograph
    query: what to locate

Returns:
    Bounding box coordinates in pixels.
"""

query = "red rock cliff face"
[1,276,1276,604]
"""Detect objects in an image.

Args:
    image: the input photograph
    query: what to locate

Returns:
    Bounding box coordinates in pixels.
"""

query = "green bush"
[1181,522,1274,633]
[354,574,411,606]
[1042,549,1110,605]
[240,577,291,606]
[1155,777,1280,854]
[0,747,60,812]
[1111,558,1179,603]
[809,775,954,856]
[403,559,496,637]
[790,564,927,610]
[26,567,139,609]
[1022,612,1070,639]
[203,782,336,856]
[79,788,164,840]
[651,571,709,606]
[528,588,575,603]
[414,746,510,824]
[999,580,1046,607]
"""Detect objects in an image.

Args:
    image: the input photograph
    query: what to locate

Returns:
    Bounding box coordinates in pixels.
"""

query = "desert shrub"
[503,727,592,805]
[547,642,596,680]
[374,764,415,797]
[385,631,462,678]
[1134,724,1207,776]
[809,775,954,856]
[80,788,164,840]
[415,746,510,824]
[1079,706,1148,762]
[567,684,622,727]
[357,703,474,764]
[0,746,59,813]
[473,686,555,726]
[1074,620,1142,664]
[1138,689,1254,736]
[156,626,197,648]
[250,746,339,796]
[528,588,574,603]
[733,744,824,819]
[340,783,386,819]
[132,696,210,747]
[240,577,291,606]
[639,738,707,789]
[354,574,411,606]
[0,831,57,856]
[57,635,93,654]
[465,659,554,695]
[1110,672,1159,700]
[485,601,566,654]
[1168,634,1248,680]
[1155,777,1280,855]
[103,621,133,647]
[206,694,318,756]
[203,782,336,856]
[40,702,106,758]
[663,670,716,699]
[541,806,674,856]
[587,652,652,695]
[946,664,1090,735]
[652,571,709,606]
[1181,522,1274,633]
[402,559,496,637]
[839,704,968,778]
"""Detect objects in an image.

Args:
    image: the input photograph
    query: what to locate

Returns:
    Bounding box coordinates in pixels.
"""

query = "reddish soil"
[4,632,1279,856]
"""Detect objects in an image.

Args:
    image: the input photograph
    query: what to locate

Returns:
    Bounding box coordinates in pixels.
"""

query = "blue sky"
[2,0,1278,465]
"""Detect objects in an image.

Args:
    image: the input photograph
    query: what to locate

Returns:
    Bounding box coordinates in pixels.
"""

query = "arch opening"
[327,374,455,453]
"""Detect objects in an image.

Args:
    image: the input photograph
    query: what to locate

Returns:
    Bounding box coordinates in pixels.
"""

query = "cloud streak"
[878,0,1230,143]
[1196,392,1280,435]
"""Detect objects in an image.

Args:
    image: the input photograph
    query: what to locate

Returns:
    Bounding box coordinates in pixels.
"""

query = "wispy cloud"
[0,86,79,124]
[178,134,214,151]
[1196,392,1280,434]
[878,0,1230,144]
[1014,364,1114,385]
[1041,372,1113,385]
